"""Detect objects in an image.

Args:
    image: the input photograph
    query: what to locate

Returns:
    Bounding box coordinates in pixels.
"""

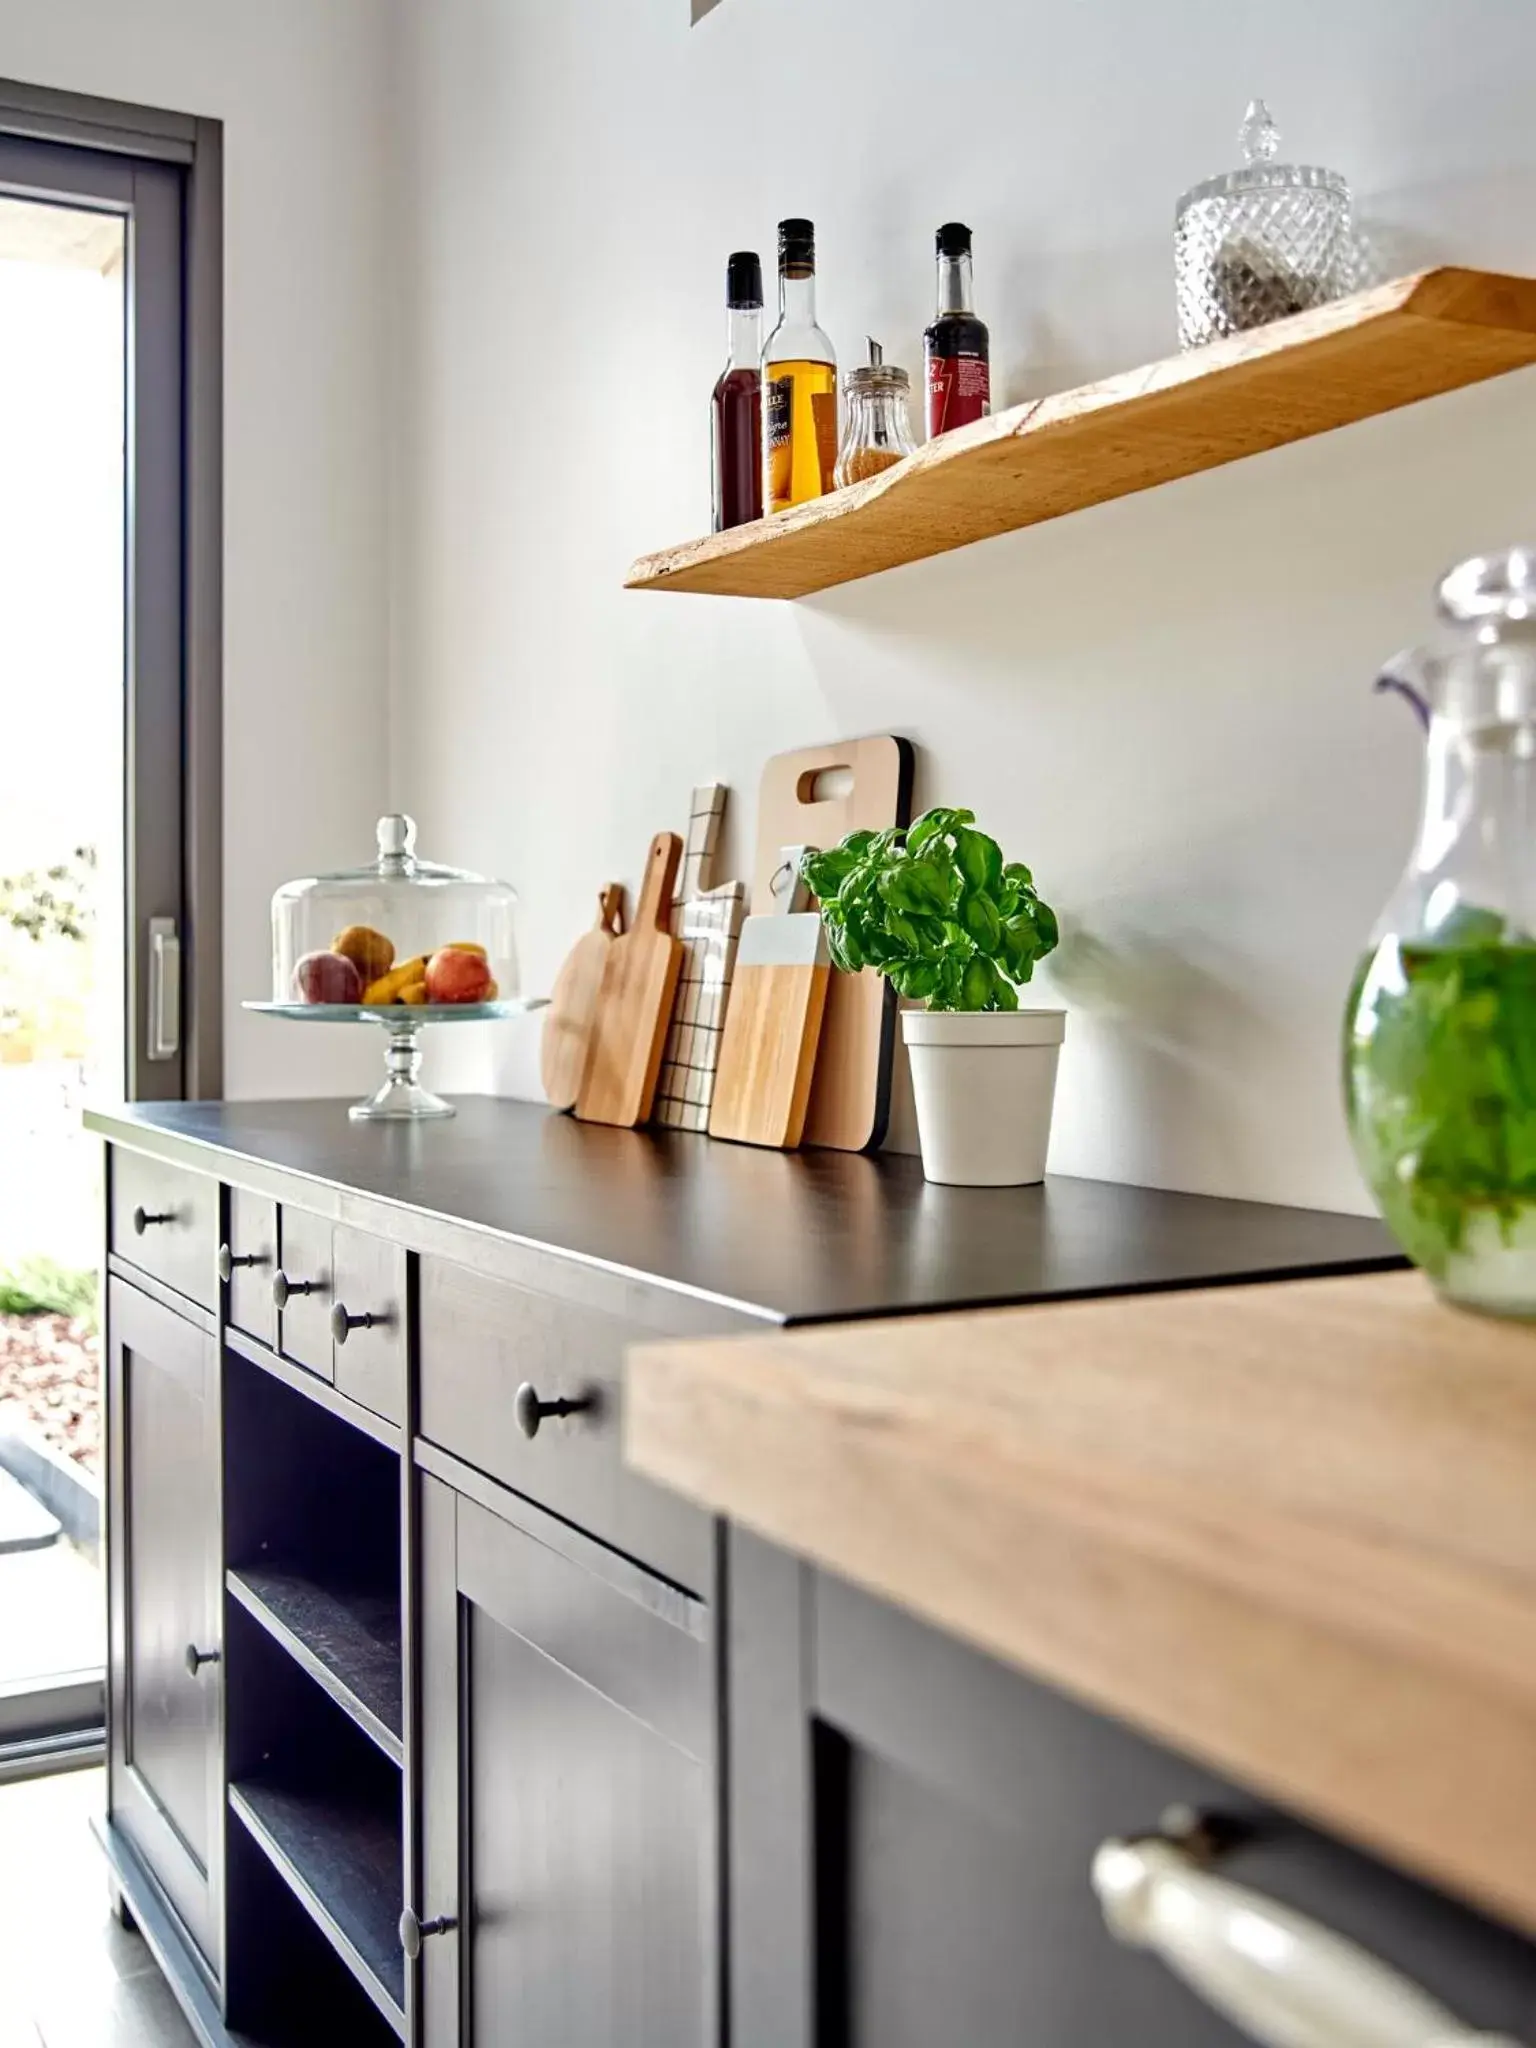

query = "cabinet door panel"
[417,1476,714,2048]
[108,1280,222,1974]
[469,1608,705,2044]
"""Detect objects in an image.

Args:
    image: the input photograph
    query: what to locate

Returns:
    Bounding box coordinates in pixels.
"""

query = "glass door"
[0,125,208,1768]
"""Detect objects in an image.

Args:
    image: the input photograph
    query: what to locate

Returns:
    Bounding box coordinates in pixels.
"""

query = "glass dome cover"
[271,814,520,1011]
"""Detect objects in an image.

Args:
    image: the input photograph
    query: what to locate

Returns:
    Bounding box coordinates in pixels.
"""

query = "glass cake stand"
[245,998,548,1121]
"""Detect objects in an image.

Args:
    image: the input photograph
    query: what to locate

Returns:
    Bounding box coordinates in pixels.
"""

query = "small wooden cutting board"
[576,834,685,1128]
[710,847,829,1150]
[542,884,626,1111]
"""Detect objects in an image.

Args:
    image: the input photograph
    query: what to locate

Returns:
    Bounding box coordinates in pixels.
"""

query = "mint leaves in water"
[1346,913,1536,1297]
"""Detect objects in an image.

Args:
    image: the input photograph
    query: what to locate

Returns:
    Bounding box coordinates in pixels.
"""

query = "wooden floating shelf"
[627,268,1536,600]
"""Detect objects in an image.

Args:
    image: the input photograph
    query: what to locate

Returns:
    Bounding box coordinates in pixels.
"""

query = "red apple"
[425,945,493,1005]
[293,949,364,1005]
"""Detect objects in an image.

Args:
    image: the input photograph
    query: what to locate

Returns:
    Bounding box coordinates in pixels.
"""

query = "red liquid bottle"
[924,222,990,440]
[712,251,764,531]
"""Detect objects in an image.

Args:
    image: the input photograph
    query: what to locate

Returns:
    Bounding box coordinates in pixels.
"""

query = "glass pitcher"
[1345,548,1536,1315]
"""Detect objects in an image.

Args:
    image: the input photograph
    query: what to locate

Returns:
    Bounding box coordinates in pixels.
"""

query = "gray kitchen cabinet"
[106,1277,223,1978]
[729,1535,1536,2048]
[416,1468,717,2047]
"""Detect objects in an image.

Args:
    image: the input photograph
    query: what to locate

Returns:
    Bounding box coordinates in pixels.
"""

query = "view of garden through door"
[0,191,126,1750]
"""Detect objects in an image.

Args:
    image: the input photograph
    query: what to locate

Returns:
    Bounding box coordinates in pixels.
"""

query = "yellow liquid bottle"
[762,220,837,516]
[764,359,839,512]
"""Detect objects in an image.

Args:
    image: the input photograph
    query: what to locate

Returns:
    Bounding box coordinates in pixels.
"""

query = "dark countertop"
[88,1097,1401,1328]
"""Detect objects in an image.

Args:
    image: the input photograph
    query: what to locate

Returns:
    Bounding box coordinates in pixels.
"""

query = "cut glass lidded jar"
[252,815,536,1121]
[1346,551,1536,1316]
[1175,100,1354,351]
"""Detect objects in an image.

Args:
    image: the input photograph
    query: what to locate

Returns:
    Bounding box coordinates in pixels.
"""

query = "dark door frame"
[0,76,223,1101]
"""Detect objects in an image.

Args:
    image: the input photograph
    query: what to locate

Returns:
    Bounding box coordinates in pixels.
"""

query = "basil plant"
[800,808,1059,1013]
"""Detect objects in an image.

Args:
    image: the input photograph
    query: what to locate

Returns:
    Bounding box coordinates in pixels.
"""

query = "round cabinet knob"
[184,1644,221,1677]
[330,1303,383,1347]
[399,1908,457,1960]
[271,1271,317,1310]
[218,1244,268,1284]
[132,1206,175,1236]
[514,1382,596,1440]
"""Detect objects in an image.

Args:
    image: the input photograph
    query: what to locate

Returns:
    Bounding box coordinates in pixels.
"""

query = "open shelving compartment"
[222,1349,406,2040]
[626,269,1536,600]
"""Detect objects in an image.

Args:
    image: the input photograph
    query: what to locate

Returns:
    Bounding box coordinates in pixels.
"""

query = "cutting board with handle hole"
[753,736,914,1151]
[542,883,626,1112]
[576,834,685,1128]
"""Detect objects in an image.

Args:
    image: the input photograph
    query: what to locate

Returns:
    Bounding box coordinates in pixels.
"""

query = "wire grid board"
[653,784,746,1132]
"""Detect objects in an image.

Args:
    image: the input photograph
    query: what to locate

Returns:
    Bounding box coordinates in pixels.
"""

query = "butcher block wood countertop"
[627,1268,1536,1936]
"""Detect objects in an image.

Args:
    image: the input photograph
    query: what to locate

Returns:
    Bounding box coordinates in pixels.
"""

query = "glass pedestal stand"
[356,1014,454,1121]
[245,999,549,1122]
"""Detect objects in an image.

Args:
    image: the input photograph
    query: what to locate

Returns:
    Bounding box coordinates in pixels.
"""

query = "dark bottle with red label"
[924,221,990,440]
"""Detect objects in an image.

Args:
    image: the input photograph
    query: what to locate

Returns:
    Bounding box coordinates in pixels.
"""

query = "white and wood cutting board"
[653,783,746,1132]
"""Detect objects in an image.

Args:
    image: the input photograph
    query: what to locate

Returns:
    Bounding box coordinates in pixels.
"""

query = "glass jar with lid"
[1346,550,1536,1315]
[253,815,535,1120]
[1175,100,1354,350]
[834,339,918,488]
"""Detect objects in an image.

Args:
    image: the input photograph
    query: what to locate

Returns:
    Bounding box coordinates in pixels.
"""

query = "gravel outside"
[0,1312,101,1473]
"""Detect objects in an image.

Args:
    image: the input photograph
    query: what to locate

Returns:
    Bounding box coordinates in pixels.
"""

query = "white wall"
[388,0,1536,1211]
[0,0,394,1097]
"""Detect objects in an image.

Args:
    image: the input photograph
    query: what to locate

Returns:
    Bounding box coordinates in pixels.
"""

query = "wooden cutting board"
[576,834,685,1128]
[710,847,829,1149]
[752,736,914,1151]
[542,884,625,1111]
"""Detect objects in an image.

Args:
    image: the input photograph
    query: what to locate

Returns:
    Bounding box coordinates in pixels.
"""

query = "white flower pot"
[902,1008,1066,1187]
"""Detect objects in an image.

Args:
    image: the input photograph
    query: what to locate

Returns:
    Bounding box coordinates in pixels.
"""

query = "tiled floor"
[0,1768,196,2047]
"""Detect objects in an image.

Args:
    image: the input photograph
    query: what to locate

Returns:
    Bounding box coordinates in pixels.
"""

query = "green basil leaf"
[955,827,1003,895]
[963,891,1002,953]
[960,956,996,1011]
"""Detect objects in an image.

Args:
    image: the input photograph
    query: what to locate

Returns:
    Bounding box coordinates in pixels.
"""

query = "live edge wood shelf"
[626,268,1536,600]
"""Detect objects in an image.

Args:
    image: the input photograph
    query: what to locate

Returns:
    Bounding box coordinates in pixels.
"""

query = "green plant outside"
[0,1255,99,1328]
[800,808,1060,1012]
[1345,911,1536,1283]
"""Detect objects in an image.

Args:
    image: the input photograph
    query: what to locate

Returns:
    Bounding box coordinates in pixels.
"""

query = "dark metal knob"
[272,1270,318,1310]
[184,1644,221,1677]
[514,1382,596,1440]
[330,1302,384,1347]
[218,1244,268,1283]
[132,1206,175,1235]
[399,1907,456,1960]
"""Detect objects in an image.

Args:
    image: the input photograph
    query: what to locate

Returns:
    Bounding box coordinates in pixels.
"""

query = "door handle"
[147,917,180,1062]
[1092,1826,1523,2047]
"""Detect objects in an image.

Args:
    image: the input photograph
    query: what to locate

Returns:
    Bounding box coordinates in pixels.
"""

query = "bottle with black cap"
[924,222,990,439]
[713,251,764,531]
[763,218,838,514]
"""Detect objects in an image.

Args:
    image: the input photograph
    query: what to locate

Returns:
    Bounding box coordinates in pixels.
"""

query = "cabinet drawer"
[223,1189,277,1348]
[276,1207,334,1380]
[419,1259,712,1594]
[109,1149,217,1310]
[331,1224,406,1425]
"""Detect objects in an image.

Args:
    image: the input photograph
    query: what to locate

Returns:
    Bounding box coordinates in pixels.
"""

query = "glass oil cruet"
[1346,549,1536,1315]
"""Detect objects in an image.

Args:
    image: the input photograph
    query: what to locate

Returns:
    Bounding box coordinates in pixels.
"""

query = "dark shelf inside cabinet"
[227,1565,403,1761]
[225,1594,405,2033]
[230,1777,405,2031]
[225,1796,404,2046]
